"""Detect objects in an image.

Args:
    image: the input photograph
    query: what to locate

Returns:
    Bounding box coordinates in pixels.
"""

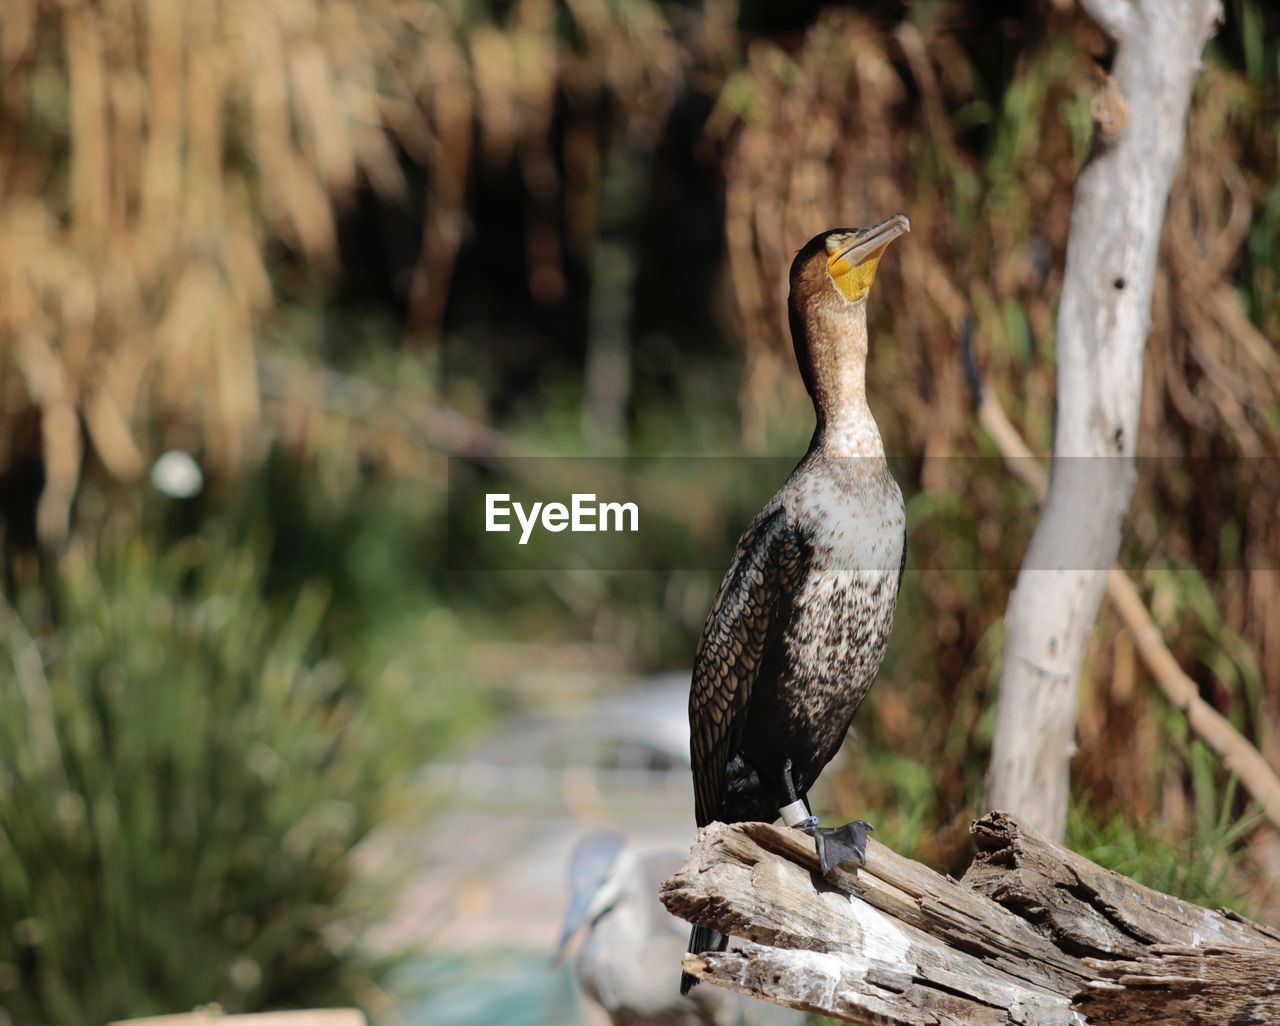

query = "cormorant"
[683,214,909,994]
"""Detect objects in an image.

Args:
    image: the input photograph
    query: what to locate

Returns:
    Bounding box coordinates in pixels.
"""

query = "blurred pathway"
[367,674,699,1026]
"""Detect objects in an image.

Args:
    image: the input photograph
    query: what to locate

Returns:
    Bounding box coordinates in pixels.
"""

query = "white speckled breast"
[792,465,905,573]
[758,458,906,793]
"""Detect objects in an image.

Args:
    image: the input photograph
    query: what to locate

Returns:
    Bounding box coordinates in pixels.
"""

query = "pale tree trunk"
[986,0,1222,840]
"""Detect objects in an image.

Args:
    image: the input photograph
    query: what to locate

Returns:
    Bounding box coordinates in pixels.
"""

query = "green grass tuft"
[0,538,419,1024]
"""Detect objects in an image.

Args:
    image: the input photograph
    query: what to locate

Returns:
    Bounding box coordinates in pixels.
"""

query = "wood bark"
[988,0,1223,839]
[661,817,1280,1026]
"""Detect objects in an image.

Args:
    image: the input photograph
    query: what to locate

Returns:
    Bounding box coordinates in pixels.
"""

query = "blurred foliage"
[0,1,1279,1019]
[0,537,424,1024]
[1066,782,1261,913]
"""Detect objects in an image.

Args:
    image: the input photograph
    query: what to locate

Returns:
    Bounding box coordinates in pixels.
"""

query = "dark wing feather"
[688,505,804,827]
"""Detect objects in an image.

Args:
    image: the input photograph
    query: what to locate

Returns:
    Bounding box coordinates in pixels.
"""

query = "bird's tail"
[680,924,727,995]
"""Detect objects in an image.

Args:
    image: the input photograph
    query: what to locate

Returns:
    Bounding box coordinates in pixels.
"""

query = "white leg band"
[779,799,811,827]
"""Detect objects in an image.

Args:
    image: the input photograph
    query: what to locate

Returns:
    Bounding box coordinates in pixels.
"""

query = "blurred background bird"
[554,833,722,1026]
[554,833,802,1026]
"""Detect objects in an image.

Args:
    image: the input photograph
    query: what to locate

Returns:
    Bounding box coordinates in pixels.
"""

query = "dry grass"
[0,0,686,544]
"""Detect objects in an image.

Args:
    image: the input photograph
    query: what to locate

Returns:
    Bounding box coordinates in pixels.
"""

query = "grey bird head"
[552,832,635,964]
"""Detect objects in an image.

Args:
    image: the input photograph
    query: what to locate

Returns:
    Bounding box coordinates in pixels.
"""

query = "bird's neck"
[806,301,885,459]
[591,869,651,942]
[579,878,651,1000]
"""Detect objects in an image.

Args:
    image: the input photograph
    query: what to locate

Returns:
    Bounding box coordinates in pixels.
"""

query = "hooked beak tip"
[875,212,910,243]
[831,212,911,266]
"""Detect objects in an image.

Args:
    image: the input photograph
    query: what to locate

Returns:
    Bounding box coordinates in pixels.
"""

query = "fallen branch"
[661,817,1280,1026]
[971,361,1280,834]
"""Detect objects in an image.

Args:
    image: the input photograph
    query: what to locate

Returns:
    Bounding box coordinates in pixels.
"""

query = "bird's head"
[552,833,638,964]
[821,212,911,303]
[786,213,909,407]
[790,212,911,308]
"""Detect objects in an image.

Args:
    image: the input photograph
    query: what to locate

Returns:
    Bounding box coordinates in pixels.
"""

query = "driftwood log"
[660,815,1280,1025]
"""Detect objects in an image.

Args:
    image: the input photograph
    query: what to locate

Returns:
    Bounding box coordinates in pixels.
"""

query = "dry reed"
[0,0,684,543]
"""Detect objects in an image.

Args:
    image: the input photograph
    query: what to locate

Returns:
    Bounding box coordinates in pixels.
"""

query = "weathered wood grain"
[660,815,1280,1026]
[966,811,1279,957]
[1076,945,1280,1025]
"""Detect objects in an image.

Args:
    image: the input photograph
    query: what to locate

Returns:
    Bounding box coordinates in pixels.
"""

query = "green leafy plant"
[1066,785,1260,914]
[0,538,417,1025]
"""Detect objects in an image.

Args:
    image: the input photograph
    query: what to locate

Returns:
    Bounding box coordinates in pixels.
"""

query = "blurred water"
[398,952,588,1026]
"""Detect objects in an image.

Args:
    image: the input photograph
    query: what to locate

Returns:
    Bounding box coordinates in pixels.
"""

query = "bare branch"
[973,385,1280,835]
[1106,568,1280,831]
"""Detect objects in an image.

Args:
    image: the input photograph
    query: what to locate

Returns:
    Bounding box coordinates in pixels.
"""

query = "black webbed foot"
[778,759,874,876]
[800,819,874,876]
